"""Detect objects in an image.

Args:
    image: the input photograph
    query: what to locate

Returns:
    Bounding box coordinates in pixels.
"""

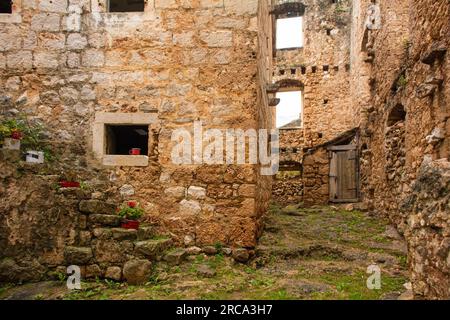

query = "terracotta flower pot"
[121,220,140,230]
[59,181,80,188]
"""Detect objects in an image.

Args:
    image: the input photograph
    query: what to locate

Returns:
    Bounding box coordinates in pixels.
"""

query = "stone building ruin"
[0,0,449,299]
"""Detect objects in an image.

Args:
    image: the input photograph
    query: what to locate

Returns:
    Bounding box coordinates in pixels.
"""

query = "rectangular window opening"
[105,125,149,156]
[275,91,303,129]
[0,0,12,14]
[108,0,145,13]
[276,16,304,50]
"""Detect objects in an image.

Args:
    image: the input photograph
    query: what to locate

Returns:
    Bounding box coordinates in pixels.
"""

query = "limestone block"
[119,184,135,197]
[164,186,186,199]
[179,200,202,216]
[40,33,66,50]
[64,246,93,264]
[134,239,173,259]
[200,0,223,8]
[155,0,176,9]
[79,200,117,215]
[31,13,61,32]
[82,49,105,67]
[80,85,96,101]
[39,0,68,13]
[85,264,103,278]
[33,52,59,69]
[111,228,138,241]
[67,33,88,50]
[123,260,152,285]
[187,186,206,200]
[89,214,122,227]
[224,0,258,15]
[93,240,133,263]
[93,228,113,240]
[200,31,233,48]
[66,52,80,68]
[163,248,188,265]
[0,30,22,52]
[65,13,82,32]
[105,266,122,281]
[6,51,33,70]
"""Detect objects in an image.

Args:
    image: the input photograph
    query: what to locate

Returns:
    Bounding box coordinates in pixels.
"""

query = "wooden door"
[329,145,359,202]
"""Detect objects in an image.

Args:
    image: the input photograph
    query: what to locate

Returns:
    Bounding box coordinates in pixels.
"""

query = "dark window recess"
[324,99,329,105]
[301,66,306,74]
[291,68,296,75]
[109,0,145,12]
[106,125,149,155]
[323,65,329,72]
[311,66,317,73]
[387,104,406,126]
[0,0,12,14]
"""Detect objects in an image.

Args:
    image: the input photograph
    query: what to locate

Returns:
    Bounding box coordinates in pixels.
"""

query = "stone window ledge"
[0,14,22,23]
[93,112,157,167]
[102,155,149,167]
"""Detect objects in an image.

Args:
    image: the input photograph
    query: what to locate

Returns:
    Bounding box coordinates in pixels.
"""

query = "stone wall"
[302,147,329,205]
[353,0,450,299]
[273,0,354,148]
[0,0,273,281]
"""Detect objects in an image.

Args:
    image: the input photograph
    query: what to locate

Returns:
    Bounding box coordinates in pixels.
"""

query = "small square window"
[105,125,149,155]
[276,16,304,49]
[0,0,12,14]
[108,0,145,13]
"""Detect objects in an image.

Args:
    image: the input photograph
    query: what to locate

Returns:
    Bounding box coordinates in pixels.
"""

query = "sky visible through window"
[276,16,304,49]
[276,91,302,128]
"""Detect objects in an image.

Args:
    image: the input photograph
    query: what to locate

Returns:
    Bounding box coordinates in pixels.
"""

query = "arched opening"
[387,104,406,127]
[274,80,304,129]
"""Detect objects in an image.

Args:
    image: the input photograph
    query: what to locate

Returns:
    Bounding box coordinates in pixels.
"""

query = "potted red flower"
[118,201,144,230]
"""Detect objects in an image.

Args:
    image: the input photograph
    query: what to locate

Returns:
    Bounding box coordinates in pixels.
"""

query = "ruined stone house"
[0,0,449,299]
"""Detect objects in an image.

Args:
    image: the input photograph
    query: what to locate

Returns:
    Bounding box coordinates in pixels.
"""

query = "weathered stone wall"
[353,0,450,299]
[302,147,329,205]
[0,0,273,281]
[274,0,353,148]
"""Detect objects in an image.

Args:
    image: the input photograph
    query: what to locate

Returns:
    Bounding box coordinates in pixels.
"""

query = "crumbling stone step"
[64,246,93,264]
[89,214,122,227]
[163,248,188,266]
[92,226,155,241]
[134,238,173,259]
[79,200,117,215]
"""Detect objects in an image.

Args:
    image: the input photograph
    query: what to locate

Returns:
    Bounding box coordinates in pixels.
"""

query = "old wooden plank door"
[329,145,359,203]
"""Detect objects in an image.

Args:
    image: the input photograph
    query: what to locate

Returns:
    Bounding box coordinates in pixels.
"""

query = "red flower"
[10,130,23,140]
[128,201,137,208]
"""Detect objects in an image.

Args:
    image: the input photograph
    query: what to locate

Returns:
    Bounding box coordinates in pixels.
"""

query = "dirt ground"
[0,203,411,300]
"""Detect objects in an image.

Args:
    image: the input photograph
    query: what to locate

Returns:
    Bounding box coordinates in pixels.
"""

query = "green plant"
[117,202,144,221]
[0,116,54,161]
[397,74,408,88]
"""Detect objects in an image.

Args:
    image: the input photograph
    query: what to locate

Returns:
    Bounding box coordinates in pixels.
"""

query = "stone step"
[88,214,122,227]
[79,200,117,215]
[92,226,155,241]
[134,238,173,260]
[163,248,188,266]
[64,246,93,264]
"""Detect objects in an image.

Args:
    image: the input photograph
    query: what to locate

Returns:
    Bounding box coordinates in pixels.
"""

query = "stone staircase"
[62,198,174,285]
